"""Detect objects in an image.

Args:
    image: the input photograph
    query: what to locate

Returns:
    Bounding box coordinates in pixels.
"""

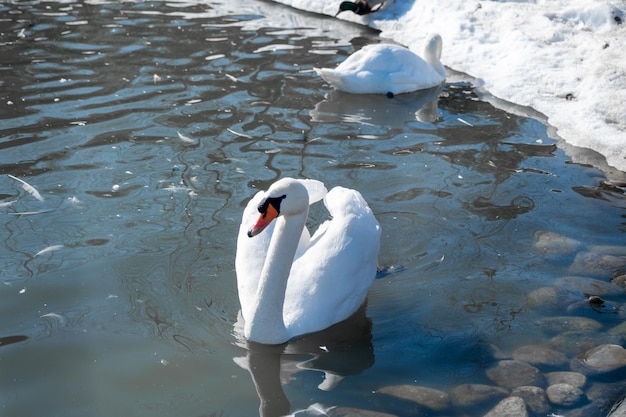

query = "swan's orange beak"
[247,203,279,238]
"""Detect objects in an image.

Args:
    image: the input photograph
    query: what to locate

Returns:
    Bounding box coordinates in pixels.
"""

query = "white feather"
[8,174,44,201]
[34,245,64,257]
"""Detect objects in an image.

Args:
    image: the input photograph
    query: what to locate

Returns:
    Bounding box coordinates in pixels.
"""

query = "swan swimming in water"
[314,33,445,95]
[235,178,381,345]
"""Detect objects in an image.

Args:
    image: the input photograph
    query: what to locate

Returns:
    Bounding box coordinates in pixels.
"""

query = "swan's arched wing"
[284,187,381,336]
[297,179,327,205]
[384,46,444,93]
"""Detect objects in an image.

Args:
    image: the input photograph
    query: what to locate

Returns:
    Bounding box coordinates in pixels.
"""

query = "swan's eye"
[258,194,286,217]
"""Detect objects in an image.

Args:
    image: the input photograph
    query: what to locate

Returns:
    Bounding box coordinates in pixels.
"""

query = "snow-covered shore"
[274,0,626,173]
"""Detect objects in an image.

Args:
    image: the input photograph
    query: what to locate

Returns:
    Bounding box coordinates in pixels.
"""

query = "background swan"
[235,178,381,345]
[314,33,445,95]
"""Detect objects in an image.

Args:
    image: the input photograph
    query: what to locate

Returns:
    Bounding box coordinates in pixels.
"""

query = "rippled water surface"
[2,1,626,416]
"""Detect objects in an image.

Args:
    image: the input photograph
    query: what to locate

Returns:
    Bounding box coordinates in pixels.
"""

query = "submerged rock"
[511,386,550,415]
[483,396,528,417]
[555,275,625,296]
[525,286,577,312]
[588,245,626,257]
[532,230,580,258]
[535,316,603,334]
[546,383,585,407]
[570,344,626,375]
[376,384,449,412]
[568,252,626,277]
[586,380,626,404]
[544,371,587,389]
[512,344,568,368]
[550,330,623,356]
[612,274,626,287]
[608,321,626,338]
[486,360,544,389]
[328,407,396,417]
[450,383,509,408]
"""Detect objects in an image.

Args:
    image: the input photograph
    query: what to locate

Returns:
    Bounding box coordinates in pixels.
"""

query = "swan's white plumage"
[314,34,445,95]
[235,178,380,344]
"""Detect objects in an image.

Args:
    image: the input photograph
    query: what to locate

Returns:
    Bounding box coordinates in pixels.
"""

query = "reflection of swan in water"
[233,305,374,417]
[310,86,441,126]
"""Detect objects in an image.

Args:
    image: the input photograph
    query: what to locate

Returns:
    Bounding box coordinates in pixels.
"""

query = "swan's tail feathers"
[314,68,343,89]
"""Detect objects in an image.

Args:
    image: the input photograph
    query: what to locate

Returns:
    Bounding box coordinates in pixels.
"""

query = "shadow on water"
[234,305,374,417]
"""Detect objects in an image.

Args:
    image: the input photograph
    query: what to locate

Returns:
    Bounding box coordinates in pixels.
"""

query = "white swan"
[235,178,381,344]
[314,34,445,95]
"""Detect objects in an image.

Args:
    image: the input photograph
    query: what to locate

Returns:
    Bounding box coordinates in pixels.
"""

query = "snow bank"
[275,0,626,172]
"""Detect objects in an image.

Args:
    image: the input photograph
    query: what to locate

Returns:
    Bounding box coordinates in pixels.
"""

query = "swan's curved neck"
[245,210,307,344]
[424,37,445,77]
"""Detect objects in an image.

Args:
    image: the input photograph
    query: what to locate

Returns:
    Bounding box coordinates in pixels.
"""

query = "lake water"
[1,1,626,416]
